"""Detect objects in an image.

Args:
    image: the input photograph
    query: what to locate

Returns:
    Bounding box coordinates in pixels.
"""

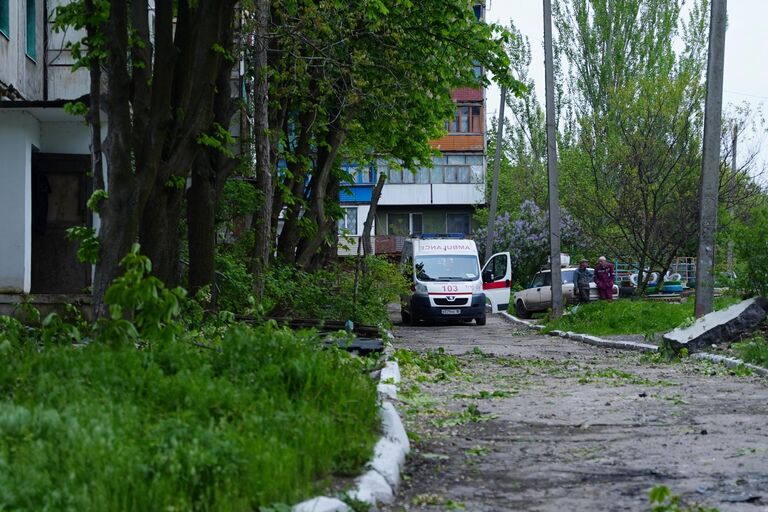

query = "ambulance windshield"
[415,255,480,282]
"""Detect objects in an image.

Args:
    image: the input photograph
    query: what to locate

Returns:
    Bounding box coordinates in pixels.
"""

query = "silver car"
[513,268,617,318]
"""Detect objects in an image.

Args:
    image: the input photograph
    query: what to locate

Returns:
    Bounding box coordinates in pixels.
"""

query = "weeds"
[431,403,497,428]
[649,485,719,512]
[466,445,491,457]
[394,347,463,375]
[453,390,514,399]
[732,334,768,368]
[576,367,677,386]
[412,494,465,509]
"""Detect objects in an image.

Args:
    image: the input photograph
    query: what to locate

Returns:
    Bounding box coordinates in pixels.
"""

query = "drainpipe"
[43,0,48,100]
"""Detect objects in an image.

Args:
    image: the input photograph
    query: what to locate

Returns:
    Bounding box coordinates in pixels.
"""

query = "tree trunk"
[92,0,136,318]
[362,172,386,256]
[295,125,347,268]
[187,15,239,300]
[140,186,185,286]
[250,0,273,300]
[187,163,217,298]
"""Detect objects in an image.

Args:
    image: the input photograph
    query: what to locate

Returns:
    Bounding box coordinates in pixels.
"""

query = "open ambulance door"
[481,252,512,313]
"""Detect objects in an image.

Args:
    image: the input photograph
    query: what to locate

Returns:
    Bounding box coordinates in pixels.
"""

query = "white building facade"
[0,0,93,295]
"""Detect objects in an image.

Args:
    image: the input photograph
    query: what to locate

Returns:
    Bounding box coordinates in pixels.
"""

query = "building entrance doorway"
[31,153,92,294]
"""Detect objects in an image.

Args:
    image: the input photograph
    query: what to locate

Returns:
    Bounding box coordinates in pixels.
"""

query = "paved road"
[383,315,768,511]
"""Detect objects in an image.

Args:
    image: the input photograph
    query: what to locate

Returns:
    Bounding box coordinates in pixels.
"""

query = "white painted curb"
[348,469,394,505]
[292,497,351,512]
[293,358,409,511]
[691,352,768,377]
[500,311,657,352]
[500,311,768,377]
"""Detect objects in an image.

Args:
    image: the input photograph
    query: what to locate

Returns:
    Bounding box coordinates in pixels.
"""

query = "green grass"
[542,297,741,336]
[0,323,379,511]
[732,333,768,368]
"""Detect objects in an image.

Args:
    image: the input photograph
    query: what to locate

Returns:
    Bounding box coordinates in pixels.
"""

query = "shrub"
[734,206,768,297]
[213,251,253,313]
[265,256,408,326]
[475,200,585,284]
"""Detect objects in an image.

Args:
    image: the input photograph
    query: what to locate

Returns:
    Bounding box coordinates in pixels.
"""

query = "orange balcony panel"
[430,134,485,151]
[451,88,484,102]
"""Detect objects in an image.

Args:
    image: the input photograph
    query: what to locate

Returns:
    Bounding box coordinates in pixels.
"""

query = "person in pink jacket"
[593,256,615,300]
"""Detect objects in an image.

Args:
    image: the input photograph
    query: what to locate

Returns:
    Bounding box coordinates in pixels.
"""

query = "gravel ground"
[382,314,768,512]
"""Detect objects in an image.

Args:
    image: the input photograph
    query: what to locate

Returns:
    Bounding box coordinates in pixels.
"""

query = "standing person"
[574,259,592,304]
[594,256,615,300]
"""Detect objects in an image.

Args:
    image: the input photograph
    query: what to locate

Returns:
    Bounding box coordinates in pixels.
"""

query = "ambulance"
[400,235,512,325]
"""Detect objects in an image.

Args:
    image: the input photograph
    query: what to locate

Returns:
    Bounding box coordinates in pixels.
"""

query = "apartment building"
[0,0,95,296]
[338,3,487,255]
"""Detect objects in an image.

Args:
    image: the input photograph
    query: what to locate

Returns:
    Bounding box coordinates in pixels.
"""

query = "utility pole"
[695,0,728,318]
[485,86,506,263]
[726,124,737,276]
[543,0,562,318]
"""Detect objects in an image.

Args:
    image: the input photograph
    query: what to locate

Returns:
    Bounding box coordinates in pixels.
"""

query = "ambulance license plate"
[441,309,461,315]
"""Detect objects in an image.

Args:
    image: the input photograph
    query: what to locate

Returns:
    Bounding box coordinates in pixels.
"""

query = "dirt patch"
[383,316,768,511]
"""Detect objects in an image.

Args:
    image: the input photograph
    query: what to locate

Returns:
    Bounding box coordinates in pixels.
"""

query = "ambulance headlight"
[471,281,483,293]
[414,283,428,295]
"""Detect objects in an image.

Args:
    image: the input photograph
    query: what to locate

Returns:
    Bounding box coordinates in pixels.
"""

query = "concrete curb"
[500,311,656,352]
[691,352,768,377]
[292,357,409,512]
[499,311,768,377]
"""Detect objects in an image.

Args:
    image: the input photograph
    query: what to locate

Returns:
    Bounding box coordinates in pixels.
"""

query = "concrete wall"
[41,121,90,154]
[0,111,39,292]
[379,183,484,206]
[0,0,45,100]
[46,0,90,100]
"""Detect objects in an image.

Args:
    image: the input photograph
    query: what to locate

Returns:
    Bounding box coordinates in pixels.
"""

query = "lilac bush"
[476,200,585,283]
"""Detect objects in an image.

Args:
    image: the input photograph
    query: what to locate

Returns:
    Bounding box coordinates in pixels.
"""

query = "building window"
[26,0,36,60]
[0,0,9,38]
[378,155,484,186]
[447,213,470,235]
[341,163,376,185]
[447,105,483,134]
[338,207,358,235]
[387,213,422,236]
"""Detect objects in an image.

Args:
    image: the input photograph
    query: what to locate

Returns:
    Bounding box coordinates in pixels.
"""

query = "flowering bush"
[476,200,585,284]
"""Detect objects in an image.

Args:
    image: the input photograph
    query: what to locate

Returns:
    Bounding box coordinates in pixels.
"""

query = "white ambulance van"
[400,236,511,325]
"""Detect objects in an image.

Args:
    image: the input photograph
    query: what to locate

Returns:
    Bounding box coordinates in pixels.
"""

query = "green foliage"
[65,226,100,264]
[264,257,408,325]
[394,347,463,375]
[734,206,768,297]
[0,322,379,510]
[164,175,186,191]
[543,298,740,336]
[52,0,110,69]
[86,189,108,212]
[553,0,711,272]
[196,122,235,158]
[649,485,719,512]
[98,244,187,345]
[214,252,254,314]
[732,333,768,369]
[211,42,235,63]
[63,100,88,117]
[216,180,262,229]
